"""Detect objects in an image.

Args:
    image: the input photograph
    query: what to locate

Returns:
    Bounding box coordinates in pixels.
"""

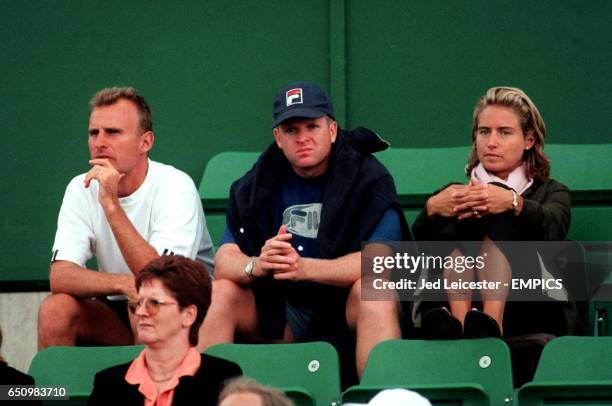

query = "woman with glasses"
[88,255,241,405]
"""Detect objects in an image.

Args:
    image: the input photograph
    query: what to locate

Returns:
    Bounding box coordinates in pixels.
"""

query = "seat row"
[199,145,612,337]
[29,336,612,405]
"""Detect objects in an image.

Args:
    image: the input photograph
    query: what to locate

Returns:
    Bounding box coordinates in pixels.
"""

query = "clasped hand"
[428,180,514,220]
[258,225,303,281]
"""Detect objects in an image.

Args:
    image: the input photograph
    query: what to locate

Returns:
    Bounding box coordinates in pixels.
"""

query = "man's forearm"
[301,251,361,287]
[215,244,260,285]
[217,244,361,287]
[50,261,135,299]
[103,202,159,274]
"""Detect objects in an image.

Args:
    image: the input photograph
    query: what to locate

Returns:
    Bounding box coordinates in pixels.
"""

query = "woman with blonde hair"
[413,86,572,340]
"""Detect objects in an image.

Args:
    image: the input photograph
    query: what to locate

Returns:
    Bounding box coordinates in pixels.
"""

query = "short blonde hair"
[219,377,293,406]
[90,87,153,133]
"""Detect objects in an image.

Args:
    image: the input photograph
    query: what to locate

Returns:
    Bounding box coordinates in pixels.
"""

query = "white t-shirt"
[52,160,214,284]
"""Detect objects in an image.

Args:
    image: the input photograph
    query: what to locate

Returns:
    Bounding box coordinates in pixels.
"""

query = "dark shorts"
[251,279,350,343]
[252,279,365,387]
[98,297,131,330]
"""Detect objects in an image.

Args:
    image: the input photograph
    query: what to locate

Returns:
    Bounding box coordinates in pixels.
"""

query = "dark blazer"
[412,179,571,241]
[0,361,42,405]
[88,354,241,406]
[0,361,35,385]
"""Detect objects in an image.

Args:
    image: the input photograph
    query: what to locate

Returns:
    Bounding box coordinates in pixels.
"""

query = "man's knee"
[346,279,399,325]
[211,279,250,305]
[38,293,84,347]
[360,299,399,319]
[209,279,257,320]
[39,293,82,329]
[204,279,261,339]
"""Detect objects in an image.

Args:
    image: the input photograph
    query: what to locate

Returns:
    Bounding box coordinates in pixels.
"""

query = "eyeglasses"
[127,298,178,315]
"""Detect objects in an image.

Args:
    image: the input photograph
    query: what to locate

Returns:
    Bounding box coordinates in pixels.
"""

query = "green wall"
[1,0,611,285]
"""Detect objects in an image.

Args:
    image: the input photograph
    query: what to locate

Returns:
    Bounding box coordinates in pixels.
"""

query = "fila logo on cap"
[286,88,303,106]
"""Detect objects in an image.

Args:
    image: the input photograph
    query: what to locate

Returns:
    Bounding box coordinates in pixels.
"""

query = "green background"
[1,0,611,285]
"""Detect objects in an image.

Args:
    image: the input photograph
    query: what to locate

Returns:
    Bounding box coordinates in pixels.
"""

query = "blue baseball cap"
[272,82,335,128]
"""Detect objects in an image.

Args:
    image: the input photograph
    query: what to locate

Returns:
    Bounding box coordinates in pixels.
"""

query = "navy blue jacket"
[226,127,412,259]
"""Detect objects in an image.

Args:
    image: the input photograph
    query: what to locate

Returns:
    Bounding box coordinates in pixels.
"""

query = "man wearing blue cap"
[200,82,411,378]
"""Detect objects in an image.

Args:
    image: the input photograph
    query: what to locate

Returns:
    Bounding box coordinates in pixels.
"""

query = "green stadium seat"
[375,147,470,206]
[28,345,143,405]
[547,144,612,204]
[342,338,514,405]
[205,212,230,248]
[205,342,341,406]
[594,301,612,336]
[551,146,612,335]
[198,144,612,224]
[198,151,259,245]
[517,336,612,405]
[198,151,259,210]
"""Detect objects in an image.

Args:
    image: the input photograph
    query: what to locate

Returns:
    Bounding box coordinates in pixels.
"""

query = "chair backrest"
[198,151,259,244]
[197,144,612,229]
[547,144,612,203]
[206,342,341,406]
[532,336,612,381]
[376,145,612,240]
[198,151,259,209]
[376,146,471,206]
[517,336,612,404]
[349,339,514,405]
[28,345,143,400]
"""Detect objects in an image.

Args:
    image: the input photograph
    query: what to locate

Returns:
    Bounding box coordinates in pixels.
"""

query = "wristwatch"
[244,257,255,278]
[510,189,519,211]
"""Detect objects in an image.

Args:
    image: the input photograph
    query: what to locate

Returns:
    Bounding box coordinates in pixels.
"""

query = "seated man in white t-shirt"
[37,87,214,349]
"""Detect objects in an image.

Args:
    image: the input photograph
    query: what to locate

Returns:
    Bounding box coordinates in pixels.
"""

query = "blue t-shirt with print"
[221,170,402,250]
[221,169,402,340]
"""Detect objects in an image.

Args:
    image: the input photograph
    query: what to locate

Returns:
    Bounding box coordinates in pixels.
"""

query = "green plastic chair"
[196,145,612,241]
[198,151,259,209]
[206,342,341,406]
[198,151,259,245]
[28,345,143,405]
[517,336,612,405]
[343,339,514,406]
[376,146,471,206]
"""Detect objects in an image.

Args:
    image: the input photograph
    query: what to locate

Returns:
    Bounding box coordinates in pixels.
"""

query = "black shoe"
[422,307,463,340]
[464,310,502,339]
